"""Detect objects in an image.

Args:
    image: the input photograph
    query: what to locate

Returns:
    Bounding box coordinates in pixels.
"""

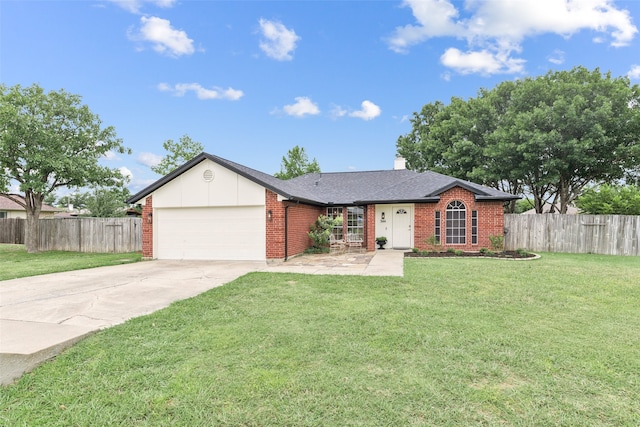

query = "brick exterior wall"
[285,202,324,258]
[141,195,153,258]
[365,204,376,251]
[265,190,324,259]
[265,190,376,259]
[265,190,286,259]
[414,187,504,252]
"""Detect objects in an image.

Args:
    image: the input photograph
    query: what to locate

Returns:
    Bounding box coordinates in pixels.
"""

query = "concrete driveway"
[0,250,404,385]
[0,260,268,385]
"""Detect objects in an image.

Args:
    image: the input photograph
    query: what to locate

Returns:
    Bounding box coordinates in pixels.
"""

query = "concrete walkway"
[0,250,404,385]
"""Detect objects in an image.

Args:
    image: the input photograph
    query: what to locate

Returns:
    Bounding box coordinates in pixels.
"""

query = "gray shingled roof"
[126,152,518,205]
[287,169,419,205]
[357,170,517,203]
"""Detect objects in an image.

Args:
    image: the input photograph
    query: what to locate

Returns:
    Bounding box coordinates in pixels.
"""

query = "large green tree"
[0,84,130,252]
[85,185,132,217]
[151,134,204,176]
[274,145,321,180]
[576,184,640,215]
[397,67,640,213]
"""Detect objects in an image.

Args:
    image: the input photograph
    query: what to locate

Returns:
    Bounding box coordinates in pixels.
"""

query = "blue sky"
[2,0,639,195]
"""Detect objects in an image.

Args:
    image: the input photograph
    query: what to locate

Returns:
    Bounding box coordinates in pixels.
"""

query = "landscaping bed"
[405,249,536,259]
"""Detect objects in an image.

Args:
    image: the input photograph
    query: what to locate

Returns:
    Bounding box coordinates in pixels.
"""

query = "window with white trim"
[446,201,466,244]
[434,211,441,243]
[471,210,478,244]
[326,207,343,240]
[346,206,364,241]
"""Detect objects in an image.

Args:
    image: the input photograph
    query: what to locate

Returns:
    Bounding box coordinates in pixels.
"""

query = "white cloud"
[103,150,120,161]
[158,82,243,100]
[258,18,300,61]
[629,65,640,80]
[282,97,320,117]
[108,0,176,14]
[129,178,158,193]
[547,49,565,65]
[137,152,163,167]
[118,166,133,180]
[330,105,348,119]
[130,16,195,57]
[349,100,382,121]
[441,48,525,75]
[387,0,637,75]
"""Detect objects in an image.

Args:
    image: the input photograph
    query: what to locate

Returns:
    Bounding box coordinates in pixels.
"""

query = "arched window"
[446,201,466,244]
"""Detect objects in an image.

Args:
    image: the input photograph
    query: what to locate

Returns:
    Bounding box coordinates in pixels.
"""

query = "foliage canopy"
[0,83,130,251]
[397,66,640,213]
[274,145,321,180]
[576,184,640,215]
[151,134,204,176]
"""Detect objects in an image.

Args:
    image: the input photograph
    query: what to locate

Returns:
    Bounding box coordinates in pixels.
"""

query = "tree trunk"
[24,211,39,253]
[558,179,570,214]
[23,190,43,253]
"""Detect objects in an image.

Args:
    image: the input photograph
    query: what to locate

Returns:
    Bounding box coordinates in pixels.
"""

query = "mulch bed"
[404,250,536,259]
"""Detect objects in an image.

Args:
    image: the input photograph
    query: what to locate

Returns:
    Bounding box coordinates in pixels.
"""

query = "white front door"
[392,205,412,249]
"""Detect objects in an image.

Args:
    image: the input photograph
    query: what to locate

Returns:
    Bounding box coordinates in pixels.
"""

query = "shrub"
[480,248,495,256]
[454,250,464,256]
[424,234,443,252]
[412,247,419,253]
[446,248,455,254]
[489,235,504,252]
[308,215,337,249]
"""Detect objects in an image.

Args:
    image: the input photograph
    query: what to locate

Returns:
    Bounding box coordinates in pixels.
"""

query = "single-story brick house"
[126,153,518,261]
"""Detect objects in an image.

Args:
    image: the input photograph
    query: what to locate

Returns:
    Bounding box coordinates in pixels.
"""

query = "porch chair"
[329,233,345,251]
[346,233,363,248]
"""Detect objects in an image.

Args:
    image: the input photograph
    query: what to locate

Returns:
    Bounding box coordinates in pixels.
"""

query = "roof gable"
[424,179,490,198]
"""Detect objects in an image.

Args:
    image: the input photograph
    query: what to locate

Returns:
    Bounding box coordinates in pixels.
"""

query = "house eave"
[475,195,521,201]
[355,197,441,205]
[126,152,300,204]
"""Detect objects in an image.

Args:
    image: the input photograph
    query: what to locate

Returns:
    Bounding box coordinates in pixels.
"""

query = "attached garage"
[155,206,265,260]
[131,156,273,261]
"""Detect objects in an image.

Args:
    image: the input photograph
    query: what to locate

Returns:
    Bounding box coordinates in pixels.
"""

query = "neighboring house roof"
[522,203,579,215]
[127,152,519,205]
[0,195,59,212]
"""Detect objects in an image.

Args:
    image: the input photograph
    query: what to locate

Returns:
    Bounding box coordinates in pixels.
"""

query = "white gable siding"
[152,159,265,208]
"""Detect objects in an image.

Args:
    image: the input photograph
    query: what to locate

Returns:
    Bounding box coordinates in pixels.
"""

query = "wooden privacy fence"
[0,218,142,253]
[0,219,25,244]
[505,214,640,256]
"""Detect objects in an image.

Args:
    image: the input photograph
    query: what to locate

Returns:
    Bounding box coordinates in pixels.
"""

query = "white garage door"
[155,206,265,260]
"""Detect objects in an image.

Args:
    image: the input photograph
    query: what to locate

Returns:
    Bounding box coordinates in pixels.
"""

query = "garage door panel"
[156,207,265,260]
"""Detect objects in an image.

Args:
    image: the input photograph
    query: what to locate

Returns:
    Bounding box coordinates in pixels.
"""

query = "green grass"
[2,253,640,425]
[0,244,142,281]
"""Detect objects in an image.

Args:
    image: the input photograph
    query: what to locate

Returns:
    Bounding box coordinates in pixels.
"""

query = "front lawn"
[0,244,142,281]
[1,253,639,425]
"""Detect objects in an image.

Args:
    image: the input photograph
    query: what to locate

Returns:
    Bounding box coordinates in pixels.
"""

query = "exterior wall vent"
[203,169,215,182]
